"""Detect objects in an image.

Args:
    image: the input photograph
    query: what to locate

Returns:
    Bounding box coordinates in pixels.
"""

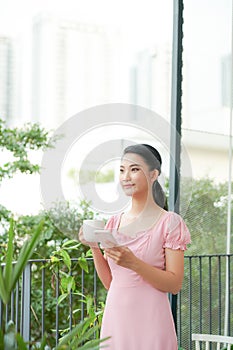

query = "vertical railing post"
[169,0,184,333]
[20,263,31,344]
[55,267,60,347]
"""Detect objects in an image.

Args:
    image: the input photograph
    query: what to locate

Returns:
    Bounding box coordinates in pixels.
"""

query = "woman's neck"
[129,195,160,217]
[120,197,165,236]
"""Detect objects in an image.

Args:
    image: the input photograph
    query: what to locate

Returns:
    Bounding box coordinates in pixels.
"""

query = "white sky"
[0,0,173,51]
[0,0,230,51]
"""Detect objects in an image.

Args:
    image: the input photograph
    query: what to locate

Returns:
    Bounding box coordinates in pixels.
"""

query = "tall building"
[32,13,123,128]
[221,54,231,108]
[130,46,172,120]
[0,37,19,124]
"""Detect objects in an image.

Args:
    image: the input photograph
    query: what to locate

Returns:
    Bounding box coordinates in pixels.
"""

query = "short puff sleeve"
[163,212,191,251]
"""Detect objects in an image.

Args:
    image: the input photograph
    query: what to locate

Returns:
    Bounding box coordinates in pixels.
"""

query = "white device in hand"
[94,229,118,247]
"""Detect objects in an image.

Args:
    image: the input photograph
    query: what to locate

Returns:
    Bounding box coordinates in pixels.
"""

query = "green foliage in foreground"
[1,318,109,350]
[0,219,107,350]
[0,219,44,305]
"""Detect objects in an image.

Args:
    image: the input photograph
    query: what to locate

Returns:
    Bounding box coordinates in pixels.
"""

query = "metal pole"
[21,264,31,345]
[224,0,233,337]
[169,0,184,332]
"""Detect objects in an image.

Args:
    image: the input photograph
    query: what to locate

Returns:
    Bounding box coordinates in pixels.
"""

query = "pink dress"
[100,211,191,350]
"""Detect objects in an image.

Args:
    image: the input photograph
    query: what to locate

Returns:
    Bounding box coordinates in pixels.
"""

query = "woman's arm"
[91,247,112,290]
[105,247,184,294]
[79,227,112,290]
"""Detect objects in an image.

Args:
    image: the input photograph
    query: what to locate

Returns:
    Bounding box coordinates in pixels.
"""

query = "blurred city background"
[0,0,231,213]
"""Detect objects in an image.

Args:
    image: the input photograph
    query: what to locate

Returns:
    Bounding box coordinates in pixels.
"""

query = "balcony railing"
[1,254,232,350]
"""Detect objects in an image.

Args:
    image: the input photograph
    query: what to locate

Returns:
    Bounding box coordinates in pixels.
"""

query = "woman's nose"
[122,169,131,180]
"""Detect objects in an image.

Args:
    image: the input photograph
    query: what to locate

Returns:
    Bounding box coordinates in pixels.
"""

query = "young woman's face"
[119,153,157,197]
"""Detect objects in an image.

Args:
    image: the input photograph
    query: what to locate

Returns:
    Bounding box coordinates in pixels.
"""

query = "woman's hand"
[104,246,139,270]
[78,226,99,248]
[105,246,185,294]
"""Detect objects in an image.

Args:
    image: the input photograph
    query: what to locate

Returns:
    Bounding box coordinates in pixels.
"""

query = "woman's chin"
[123,189,134,197]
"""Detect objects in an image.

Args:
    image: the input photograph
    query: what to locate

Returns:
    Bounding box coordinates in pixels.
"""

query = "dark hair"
[123,144,167,209]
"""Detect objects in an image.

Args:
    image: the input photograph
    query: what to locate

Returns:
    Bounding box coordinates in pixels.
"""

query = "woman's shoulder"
[162,211,191,250]
[163,210,187,224]
[105,213,122,229]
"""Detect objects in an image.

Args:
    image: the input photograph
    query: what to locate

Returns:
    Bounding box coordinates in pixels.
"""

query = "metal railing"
[1,254,232,349]
[178,254,233,349]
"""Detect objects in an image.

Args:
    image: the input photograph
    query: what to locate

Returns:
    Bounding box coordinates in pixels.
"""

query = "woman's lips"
[123,184,134,188]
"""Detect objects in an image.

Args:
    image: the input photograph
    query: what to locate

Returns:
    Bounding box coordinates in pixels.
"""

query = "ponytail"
[152,180,168,210]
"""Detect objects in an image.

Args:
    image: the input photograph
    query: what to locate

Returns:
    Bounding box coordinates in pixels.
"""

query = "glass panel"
[179,1,232,348]
[182,0,232,254]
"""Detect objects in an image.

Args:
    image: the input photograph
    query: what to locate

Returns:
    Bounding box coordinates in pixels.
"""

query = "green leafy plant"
[56,318,109,350]
[0,219,107,349]
[56,293,106,350]
[0,218,44,348]
[48,239,91,307]
[0,218,44,305]
[48,239,105,344]
[0,119,57,182]
[0,319,109,350]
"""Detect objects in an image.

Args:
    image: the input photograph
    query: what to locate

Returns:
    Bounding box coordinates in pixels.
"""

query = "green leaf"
[0,329,4,350]
[78,257,89,273]
[58,323,103,349]
[75,325,106,347]
[0,266,8,305]
[85,249,93,258]
[10,220,44,291]
[15,333,28,350]
[86,295,94,316]
[58,250,71,271]
[57,293,68,305]
[62,240,81,250]
[60,275,75,293]
[3,219,14,296]
[56,321,86,348]
[67,276,75,293]
[77,337,110,350]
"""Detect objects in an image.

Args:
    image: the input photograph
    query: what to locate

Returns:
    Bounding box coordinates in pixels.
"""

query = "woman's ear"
[150,169,159,182]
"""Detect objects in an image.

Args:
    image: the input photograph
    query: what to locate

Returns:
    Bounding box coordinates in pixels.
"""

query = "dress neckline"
[116,210,170,238]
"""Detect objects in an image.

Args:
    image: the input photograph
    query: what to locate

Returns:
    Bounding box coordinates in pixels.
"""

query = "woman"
[79,144,191,350]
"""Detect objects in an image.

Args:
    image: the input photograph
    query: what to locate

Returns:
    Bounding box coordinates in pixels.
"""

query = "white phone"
[94,229,118,247]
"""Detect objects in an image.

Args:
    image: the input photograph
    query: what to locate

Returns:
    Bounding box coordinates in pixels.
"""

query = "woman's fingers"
[78,226,98,248]
[105,246,136,268]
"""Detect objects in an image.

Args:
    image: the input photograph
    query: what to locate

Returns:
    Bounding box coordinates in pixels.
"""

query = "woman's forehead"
[121,153,146,165]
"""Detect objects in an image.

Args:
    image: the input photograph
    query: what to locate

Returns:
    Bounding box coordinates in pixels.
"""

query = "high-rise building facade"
[0,37,19,124]
[221,54,231,108]
[32,13,124,128]
[130,46,172,121]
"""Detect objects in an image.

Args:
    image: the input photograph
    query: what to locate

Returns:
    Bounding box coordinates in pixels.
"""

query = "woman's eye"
[132,167,139,172]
